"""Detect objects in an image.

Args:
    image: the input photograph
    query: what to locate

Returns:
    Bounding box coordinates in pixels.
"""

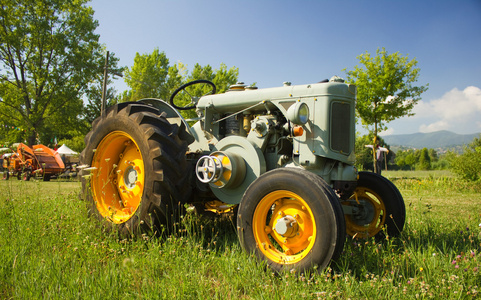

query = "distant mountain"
[381,130,480,149]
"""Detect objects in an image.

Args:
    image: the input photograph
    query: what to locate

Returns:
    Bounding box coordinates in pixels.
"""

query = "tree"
[188,63,239,94]
[447,134,481,181]
[395,149,417,170]
[84,82,119,124]
[122,48,184,102]
[179,63,239,119]
[428,149,438,163]
[345,47,428,173]
[404,151,417,171]
[355,134,374,171]
[417,148,431,170]
[0,0,117,146]
[121,49,239,119]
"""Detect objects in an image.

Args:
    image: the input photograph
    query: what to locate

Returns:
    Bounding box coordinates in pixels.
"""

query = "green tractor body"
[81,77,405,272]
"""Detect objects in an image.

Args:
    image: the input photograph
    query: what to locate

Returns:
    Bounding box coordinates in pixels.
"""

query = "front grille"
[330,101,351,154]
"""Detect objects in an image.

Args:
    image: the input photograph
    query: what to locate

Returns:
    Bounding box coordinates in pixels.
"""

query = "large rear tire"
[237,168,345,273]
[80,102,191,236]
[343,171,405,239]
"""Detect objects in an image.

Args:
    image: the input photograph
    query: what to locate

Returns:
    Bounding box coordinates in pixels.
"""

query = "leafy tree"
[122,48,184,102]
[0,0,118,146]
[446,134,481,181]
[394,148,447,170]
[394,149,409,170]
[345,47,428,173]
[428,149,438,163]
[395,149,417,170]
[405,152,417,170]
[83,50,123,125]
[355,134,374,170]
[417,147,431,170]
[84,82,118,124]
[58,135,85,154]
[178,63,239,119]
[188,63,238,94]
[0,123,24,147]
[121,49,239,119]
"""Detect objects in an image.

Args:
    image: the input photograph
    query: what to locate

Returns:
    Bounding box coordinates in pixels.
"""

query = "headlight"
[286,102,309,125]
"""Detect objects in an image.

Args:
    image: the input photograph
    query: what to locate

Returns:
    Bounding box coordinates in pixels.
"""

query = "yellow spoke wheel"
[344,187,386,238]
[343,171,406,239]
[91,131,144,224]
[253,190,316,264]
[237,168,345,273]
[80,103,190,236]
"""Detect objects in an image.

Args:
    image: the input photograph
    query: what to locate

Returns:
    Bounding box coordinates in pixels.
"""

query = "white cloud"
[379,127,395,136]
[419,120,449,132]
[414,86,481,133]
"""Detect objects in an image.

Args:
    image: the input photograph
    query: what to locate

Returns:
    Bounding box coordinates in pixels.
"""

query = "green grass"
[383,169,454,179]
[1,172,480,299]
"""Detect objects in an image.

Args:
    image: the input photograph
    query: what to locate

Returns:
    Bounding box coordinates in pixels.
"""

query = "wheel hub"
[124,166,138,189]
[352,200,375,226]
[343,185,387,239]
[274,215,298,237]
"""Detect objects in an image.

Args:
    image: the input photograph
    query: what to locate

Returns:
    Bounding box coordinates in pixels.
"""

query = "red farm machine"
[2,143,65,181]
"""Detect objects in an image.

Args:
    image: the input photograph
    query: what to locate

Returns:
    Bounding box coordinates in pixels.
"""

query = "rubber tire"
[2,171,8,180]
[237,168,345,273]
[346,171,405,239]
[43,174,51,181]
[80,102,191,237]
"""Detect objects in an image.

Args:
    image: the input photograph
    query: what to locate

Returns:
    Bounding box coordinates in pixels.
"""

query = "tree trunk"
[373,122,378,174]
[27,132,36,147]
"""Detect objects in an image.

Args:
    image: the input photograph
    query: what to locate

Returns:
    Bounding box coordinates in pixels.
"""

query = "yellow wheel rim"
[253,190,316,265]
[344,187,386,238]
[90,131,145,224]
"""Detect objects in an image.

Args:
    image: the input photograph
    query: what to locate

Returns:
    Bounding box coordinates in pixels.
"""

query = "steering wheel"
[169,79,216,110]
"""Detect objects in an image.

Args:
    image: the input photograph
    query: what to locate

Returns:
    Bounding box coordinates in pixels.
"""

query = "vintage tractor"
[80,76,405,272]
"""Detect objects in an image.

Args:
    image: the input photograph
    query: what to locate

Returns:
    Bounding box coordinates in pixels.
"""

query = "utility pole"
[101,51,109,118]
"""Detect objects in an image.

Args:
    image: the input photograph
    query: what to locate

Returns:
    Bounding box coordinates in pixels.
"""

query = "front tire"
[237,168,345,272]
[343,171,405,239]
[80,102,190,236]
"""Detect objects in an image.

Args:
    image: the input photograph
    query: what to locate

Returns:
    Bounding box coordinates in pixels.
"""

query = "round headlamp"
[286,102,309,125]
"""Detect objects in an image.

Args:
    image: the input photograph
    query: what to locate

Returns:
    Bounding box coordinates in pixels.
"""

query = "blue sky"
[89,0,481,135]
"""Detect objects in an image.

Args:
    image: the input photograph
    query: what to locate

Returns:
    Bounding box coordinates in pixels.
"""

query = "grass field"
[0,171,480,299]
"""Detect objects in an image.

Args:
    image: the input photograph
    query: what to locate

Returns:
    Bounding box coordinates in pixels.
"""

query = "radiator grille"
[330,102,351,153]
